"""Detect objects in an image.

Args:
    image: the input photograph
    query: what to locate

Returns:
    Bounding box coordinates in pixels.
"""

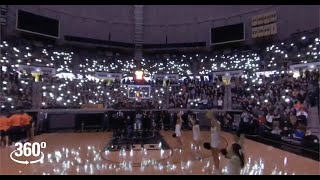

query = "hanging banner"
[290,62,320,71]
[95,72,122,80]
[17,65,56,75]
[212,70,244,77]
[252,11,277,38]
[153,74,179,80]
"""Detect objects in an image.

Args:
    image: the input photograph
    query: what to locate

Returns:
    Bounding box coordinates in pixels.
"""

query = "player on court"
[220,143,245,175]
[220,133,245,175]
[206,110,221,172]
[175,111,183,150]
[189,112,201,160]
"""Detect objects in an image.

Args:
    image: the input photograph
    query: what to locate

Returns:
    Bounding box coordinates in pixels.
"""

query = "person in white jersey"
[175,111,183,150]
[188,112,201,159]
[220,133,245,175]
[206,110,221,171]
[221,143,245,175]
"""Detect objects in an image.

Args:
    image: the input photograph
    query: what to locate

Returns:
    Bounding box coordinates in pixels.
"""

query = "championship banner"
[153,74,179,80]
[18,65,56,75]
[212,70,244,77]
[154,74,179,87]
[255,70,277,77]
[251,11,277,38]
[212,70,244,85]
[95,72,122,80]
[290,62,320,71]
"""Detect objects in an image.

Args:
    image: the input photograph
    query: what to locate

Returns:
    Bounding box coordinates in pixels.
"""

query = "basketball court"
[0,131,319,175]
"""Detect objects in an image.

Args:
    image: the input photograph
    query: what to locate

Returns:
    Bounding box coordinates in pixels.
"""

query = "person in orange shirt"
[0,111,11,147]
[9,112,22,127]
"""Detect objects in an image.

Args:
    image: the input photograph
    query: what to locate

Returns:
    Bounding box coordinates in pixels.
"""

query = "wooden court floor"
[0,131,319,175]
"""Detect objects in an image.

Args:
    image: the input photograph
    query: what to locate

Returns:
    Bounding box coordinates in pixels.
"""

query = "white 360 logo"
[10,142,46,165]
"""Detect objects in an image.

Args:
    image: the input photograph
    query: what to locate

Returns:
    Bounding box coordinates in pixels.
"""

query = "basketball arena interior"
[0,5,319,175]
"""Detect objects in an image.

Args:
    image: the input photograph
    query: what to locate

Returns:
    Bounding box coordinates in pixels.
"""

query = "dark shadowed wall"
[3,5,319,45]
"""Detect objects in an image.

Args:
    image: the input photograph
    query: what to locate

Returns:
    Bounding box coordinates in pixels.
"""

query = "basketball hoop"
[127,85,151,100]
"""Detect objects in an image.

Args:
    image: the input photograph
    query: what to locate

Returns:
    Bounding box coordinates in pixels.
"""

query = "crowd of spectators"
[168,77,225,109]
[0,32,319,112]
[0,69,32,109]
[231,69,319,142]
[0,31,319,155]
